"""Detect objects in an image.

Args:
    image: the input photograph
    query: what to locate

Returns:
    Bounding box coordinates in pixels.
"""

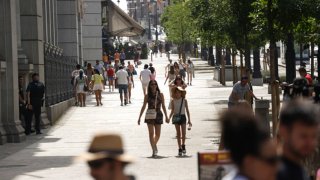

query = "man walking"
[116,66,129,106]
[140,64,151,96]
[120,49,126,65]
[228,76,258,108]
[278,100,320,180]
[26,73,45,135]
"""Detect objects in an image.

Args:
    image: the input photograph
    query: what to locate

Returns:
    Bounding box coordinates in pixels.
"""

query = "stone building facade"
[0,0,102,144]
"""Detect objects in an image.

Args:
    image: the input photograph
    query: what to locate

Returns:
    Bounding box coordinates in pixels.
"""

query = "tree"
[160,1,196,62]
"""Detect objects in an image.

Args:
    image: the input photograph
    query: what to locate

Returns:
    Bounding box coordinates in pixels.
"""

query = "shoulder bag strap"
[154,92,158,109]
[178,98,184,116]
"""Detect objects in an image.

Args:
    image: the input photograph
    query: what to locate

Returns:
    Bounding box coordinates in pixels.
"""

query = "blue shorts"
[118,84,128,94]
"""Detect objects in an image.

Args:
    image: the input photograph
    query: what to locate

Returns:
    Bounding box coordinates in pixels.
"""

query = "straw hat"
[171,86,187,97]
[77,133,134,163]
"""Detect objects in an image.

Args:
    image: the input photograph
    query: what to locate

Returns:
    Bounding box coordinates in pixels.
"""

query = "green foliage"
[160,1,195,45]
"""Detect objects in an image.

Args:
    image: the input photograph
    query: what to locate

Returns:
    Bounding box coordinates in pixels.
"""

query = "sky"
[111,0,128,13]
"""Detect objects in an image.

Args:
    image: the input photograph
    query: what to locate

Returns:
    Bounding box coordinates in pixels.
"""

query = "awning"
[104,0,144,37]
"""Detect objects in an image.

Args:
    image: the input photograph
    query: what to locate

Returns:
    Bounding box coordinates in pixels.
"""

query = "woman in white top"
[74,69,88,107]
[169,87,192,156]
[186,59,195,85]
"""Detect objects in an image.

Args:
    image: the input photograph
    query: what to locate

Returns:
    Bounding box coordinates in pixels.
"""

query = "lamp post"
[148,2,151,40]
[155,2,158,42]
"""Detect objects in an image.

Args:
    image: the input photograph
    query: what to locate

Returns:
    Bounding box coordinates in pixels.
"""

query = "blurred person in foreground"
[221,107,278,180]
[77,133,135,180]
[277,99,320,180]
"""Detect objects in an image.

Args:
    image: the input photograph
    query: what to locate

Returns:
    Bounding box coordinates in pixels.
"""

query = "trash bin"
[255,99,270,135]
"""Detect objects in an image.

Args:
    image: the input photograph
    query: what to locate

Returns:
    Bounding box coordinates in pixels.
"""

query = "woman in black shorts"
[169,87,192,156]
[138,80,169,157]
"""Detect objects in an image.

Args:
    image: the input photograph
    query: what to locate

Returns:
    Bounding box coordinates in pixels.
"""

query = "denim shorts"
[118,84,128,94]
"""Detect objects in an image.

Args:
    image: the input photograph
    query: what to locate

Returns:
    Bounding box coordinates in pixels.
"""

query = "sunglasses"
[88,160,105,169]
[258,155,280,165]
[150,83,157,86]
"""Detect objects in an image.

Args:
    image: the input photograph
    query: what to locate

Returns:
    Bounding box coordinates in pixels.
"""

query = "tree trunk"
[216,46,222,65]
[232,49,238,84]
[311,42,314,78]
[226,48,231,65]
[300,43,303,66]
[208,46,215,66]
[253,48,262,78]
[244,47,251,72]
[221,50,226,86]
[275,46,279,80]
[240,51,244,77]
[318,45,320,76]
[285,33,296,83]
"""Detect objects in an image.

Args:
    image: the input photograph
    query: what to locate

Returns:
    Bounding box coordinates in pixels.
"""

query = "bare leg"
[154,124,161,145]
[94,90,99,106]
[147,124,156,151]
[175,124,182,149]
[181,124,187,145]
[77,93,81,107]
[98,90,102,105]
[83,93,86,106]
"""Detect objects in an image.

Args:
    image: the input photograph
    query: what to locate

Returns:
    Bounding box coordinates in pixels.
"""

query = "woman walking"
[107,65,115,92]
[169,87,192,156]
[178,60,186,81]
[149,63,156,80]
[164,65,176,97]
[186,59,195,85]
[169,75,187,90]
[128,69,134,103]
[91,69,104,106]
[85,63,94,94]
[74,70,88,107]
[138,80,169,157]
[173,62,180,76]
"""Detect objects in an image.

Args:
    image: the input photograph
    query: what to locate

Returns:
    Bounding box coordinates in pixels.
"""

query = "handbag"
[145,92,158,120]
[172,98,184,124]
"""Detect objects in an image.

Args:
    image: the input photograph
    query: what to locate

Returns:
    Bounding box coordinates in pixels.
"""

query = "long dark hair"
[174,75,185,85]
[147,80,161,99]
[94,69,100,75]
[169,66,175,75]
[79,70,84,79]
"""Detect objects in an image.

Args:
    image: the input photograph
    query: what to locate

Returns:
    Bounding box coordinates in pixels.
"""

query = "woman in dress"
[164,65,176,97]
[173,62,180,76]
[127,68,134,103]
[186,59,195,85]
[74,70,88,107]
[91,69,104,106]
[138,80,169,157]
[169,87,192,156]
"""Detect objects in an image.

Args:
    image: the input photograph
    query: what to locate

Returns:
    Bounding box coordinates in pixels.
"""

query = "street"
[0,55,270,180]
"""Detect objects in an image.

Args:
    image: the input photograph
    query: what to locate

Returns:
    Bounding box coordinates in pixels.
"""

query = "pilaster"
[0,0,26,143]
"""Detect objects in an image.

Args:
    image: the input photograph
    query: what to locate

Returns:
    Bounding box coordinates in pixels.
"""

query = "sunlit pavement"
[0,54,270,180]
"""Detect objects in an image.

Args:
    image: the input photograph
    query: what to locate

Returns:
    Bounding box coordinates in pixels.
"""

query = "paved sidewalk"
[0,54,270,180]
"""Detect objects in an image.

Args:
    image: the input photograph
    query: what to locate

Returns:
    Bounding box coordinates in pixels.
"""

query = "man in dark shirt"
[26,73,45,135]
[277,100,320,180]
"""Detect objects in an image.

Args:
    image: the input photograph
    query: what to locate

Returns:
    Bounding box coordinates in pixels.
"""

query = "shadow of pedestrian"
[145,155,170,159]
[175,155,193,158]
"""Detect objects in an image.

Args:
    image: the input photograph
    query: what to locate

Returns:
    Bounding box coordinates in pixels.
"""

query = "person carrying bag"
[169,86,192,156]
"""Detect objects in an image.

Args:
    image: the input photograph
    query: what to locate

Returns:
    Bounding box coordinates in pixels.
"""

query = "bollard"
[255,99,270,135]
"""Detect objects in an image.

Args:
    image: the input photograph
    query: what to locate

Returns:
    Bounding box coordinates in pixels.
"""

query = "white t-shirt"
[140,69,151,84]
[116,69,128,85]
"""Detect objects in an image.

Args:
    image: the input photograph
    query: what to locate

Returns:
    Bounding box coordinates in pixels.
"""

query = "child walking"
[169,87,192,156]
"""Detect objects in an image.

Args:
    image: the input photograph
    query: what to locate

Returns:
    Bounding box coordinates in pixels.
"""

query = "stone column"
[83,0,102,64]
[57,0,80,61]
[20,0,50,128]
[0,0,26,143]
